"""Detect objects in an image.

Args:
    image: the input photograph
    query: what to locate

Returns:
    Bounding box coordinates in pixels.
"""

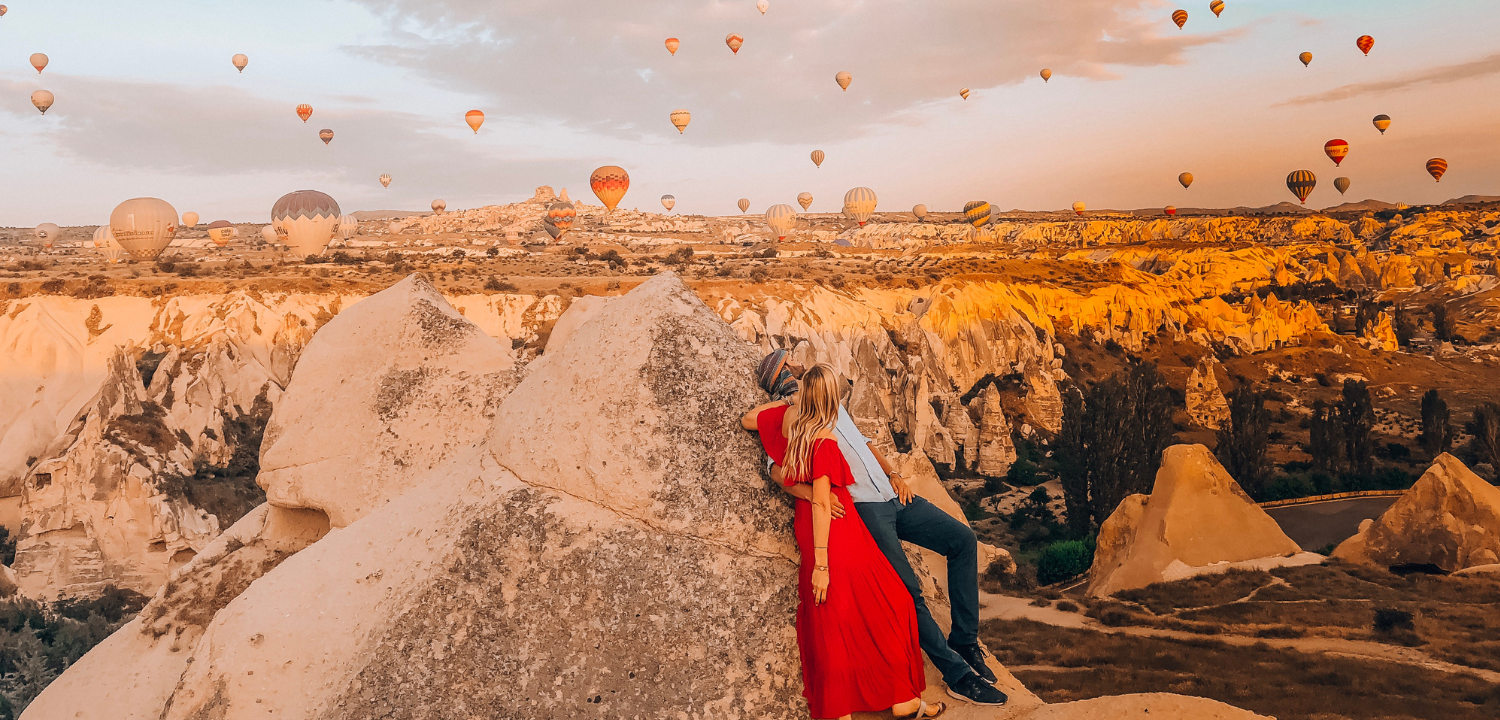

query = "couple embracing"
[741,350,1009,720]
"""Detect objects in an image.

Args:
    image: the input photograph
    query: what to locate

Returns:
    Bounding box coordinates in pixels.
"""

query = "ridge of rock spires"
[1088,444,1321,597]
[1185,356,1230,430]
[1333,453,1500,572]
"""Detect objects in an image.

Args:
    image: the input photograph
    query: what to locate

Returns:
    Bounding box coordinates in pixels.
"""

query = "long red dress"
[757,405,925,719]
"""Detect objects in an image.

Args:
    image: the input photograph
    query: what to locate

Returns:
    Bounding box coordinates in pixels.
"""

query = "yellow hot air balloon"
[181,212,200,227]
[661,195,676,212]
[318,128,334,145]
[31,89,53,114]
[670,109,691,134]
[1072,201,1087,216]
[811,149,825,168]
[1334,177,1351,196]
[912,204,928,221]
[1210,0,1224,17]
[432,199,447,214]
[835,71,852,91]
[1179,172,1194,189]
[1372,114,1391,134]
[1426,158,1448,182]
[765,204,796,240]
[110,197,179,260]
[231,54,248,73]
[843,187,877,226]
[465,110,484,133]
[272,190,341,258]
[379,174,392,188]
[725,33,744,54]
[959,88,970,100]
[296,104,313,122]
[963,201,991,228]
[1040,68,1052,83]
[93,226,125,263]
[590,165,630,210]
[1172,9,1188,28]
[29,53,47,73]
[798,192,814,211]
[665,37,680,56]
[1286,170,1316,204]
[737,198,750,213]
[207,220,235,247]
[1299,51,1312,67]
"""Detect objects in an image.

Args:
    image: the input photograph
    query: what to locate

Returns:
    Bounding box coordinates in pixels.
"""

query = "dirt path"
[979,592,1500,683]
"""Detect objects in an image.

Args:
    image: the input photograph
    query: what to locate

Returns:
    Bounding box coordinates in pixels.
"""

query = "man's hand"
[890,472,915,505]
[779,472,846,518]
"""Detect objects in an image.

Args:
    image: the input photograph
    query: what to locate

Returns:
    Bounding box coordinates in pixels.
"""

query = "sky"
[0,0,1497,226]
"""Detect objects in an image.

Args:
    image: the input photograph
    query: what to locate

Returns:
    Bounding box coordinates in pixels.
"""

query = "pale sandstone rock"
[1185,356,1230,430]
[976,384,1017,477]
[1088,444,1314,597]
[1334,453,1500,572]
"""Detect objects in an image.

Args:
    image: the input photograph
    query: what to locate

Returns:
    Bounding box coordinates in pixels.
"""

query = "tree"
[1308,400,1344,474]
[1338,380,1376,478]
[1468,402,1500,471]
[1217,386,1272,493]
[1429,302,1457,342]
[1393,304,1418,347]
[1419,389,1454,458]
[1056,388,1092,537]
[1354,299,1380,338]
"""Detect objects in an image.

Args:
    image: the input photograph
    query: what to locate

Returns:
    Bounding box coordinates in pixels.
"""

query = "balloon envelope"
[1040,68,1052,82]
[181,212,199,227]
[1210,0,1224,17]
[1299,51,1312,66]
[34,223,61,247]
[272,190,341,258]
[1072,201,1086,216]
[0,6,8,16]
[1324,139,1349,167]
[1426,158,1448,182]
[1372,114,1391,134]
[1165,206,1178,216]
[798,193,814,211]
[843,187,877,225]
[93,226,125,262]
[543,202,576,237]
[318,128,334,145]
[432,199,447,213]
[835,71,852,91]
[1172,9,1187,27]
[1334,177,1351,195]
[1179,172,1194,189]
[1286,170,1316,204]
[465,110,484,133]
[232,54,248,72]
[661,195,676,211]
[959,88,970,100]
[261,225,277,244]
[379,174,392,188]
[725,33,743,54]
[1356,35,1374,55]
[296,104,313,122]
[670,109,691,133]
[764,204,796,239]
[963,201,991,228]
[590,166,630,210]
[31,89,53,114]
[757,0,769,13]
[737,198,750,213]
[207,220,235,247]
[110,197,179,260]
[912,204,928,220]
[665,38,680,55]
[30,53,47,73]
[811,150,825,168]
[338,214,359,240]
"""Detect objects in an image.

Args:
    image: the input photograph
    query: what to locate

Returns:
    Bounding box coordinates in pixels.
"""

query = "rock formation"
[1333,453,1500,572]
[1185,356,1230,430]
[1088,444,1320,597]
[975,384,1017,476]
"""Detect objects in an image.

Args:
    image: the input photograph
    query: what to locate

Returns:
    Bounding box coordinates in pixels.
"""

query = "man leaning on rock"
[753,350,1008,707]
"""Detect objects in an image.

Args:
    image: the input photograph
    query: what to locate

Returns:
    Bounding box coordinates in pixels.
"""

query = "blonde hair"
[784,364,840,484]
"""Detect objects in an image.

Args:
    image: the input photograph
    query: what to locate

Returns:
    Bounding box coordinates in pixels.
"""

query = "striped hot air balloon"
[1356,35,1374,56]
[670,109,691,134]
[959,88,970,100]
[764,204,797,240]
[1179,172,1194,189]
[1372,114,1391,134]
[1324,139,1349,167]
[544,202,577,237]
[1165,206,1178,217]
[798,193,814,210]
[665,37,680,55]
[738,198,750,213]
[963,201,991,228]
[296,104,312,122]
[379,174,392,188]
[465,110,484,133]
[1286,170,1316,204]
[590,165,630,210]
[1172,9,1188,28]
[272,190,340,258]
[1210,1,1224,17]
[843,187,878,226]
[318,128,334,145]
[338,214,359,240]
[725,33,744,54]
[93,226,125,263]
[661,195,676,212]
[1334,177,1351,196]
[1426,158,1448,182]
[811,149,825,168]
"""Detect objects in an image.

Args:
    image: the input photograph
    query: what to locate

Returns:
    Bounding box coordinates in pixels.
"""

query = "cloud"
[1277,52,1500,107]
[344,0,1228,145]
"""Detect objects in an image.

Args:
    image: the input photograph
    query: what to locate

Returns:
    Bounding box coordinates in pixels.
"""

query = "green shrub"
[1036,536,1096,585]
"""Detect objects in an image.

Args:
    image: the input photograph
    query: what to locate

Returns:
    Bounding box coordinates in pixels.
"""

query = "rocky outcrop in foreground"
[28,275,1267,720]
[1334,453,1500,572]
[1089,445,1322,597]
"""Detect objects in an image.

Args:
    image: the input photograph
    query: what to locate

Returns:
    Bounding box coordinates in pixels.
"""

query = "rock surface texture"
[1088,444,1319,597]
[1334,453,1500,572]
[1185,356,1230,430]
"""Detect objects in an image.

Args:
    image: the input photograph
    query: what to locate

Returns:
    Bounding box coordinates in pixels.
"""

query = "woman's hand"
[811,567,830,605]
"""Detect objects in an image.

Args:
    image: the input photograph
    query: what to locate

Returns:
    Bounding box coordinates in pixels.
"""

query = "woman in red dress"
[742,364,945,720]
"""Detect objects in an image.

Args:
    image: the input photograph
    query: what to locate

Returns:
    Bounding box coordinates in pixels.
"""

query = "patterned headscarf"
[756,349,799,401]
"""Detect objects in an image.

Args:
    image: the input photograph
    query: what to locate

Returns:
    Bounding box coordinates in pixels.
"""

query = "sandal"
[897,699,947,719]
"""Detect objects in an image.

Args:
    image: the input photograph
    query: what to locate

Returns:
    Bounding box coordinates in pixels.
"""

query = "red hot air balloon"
[1356,35,1374,56]
[1172,9,1188,28]
[1426,158,1448,182]
[296,104,313,123]
[1324,139,1349,167]
[1165,206,1178,217]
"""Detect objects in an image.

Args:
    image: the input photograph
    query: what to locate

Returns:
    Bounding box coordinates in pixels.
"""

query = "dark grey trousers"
[855,496,980,686]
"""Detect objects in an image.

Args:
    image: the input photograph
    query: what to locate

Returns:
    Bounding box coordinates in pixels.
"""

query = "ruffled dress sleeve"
[809,438,856,487]
[756,405,790,467]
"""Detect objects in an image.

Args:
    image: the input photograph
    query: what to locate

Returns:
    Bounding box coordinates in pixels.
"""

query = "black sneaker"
[946,673,1008,706]
[949,641,998,684]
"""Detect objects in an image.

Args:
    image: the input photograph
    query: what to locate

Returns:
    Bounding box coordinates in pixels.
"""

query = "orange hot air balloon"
[1172,9,1188,28]
[670,109,691,134]
[1165,206,1178,216]
[465,110,484,133]
[1299,52,1313,67]
[296,104,313,123]
[1209,0,1224,17]
[811,149,825,168]
[318,128,334,145]
[1426,158,1447,182]
[835,71,852,91]
[1356,35,1374,56]
[665,37,680,55]
[590,165,630,211]
[30,53,47,73]
[1040,68,1052,83]
[959,88,970,100]
[725,33,744,54]
[1324,139,1349,167]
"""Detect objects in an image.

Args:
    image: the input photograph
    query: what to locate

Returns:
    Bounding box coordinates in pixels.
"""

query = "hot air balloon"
[738,198,751,213]
[798,193,814,211]
[590,166,630,211]
[1165,206,1178,217]
[1172,9,1188,28]
[959,88,970,100]
[1334,177,1351,196]
[338,214,359,240]
[1372,114,1391,134]
[261,225,277,244]
[232,54,248,73]
[1356,35,1374,56]
[1040,68,1052,83]
[31,89,53,114]
[726,33,744,54]
[765,204,796,240]
[543,202,576,239]
[811,149,825,168]
[110,197,179,260]
[181,212,199,227]
[432,199,447,214]
[1426,158,1448,182]
[0,6,8,17]
[757,0,769,14]
[34,223,60,247]
[1179,172,1194,189]
[379,174,392,188]
[271,190,341,258]
[843,187,877,226]
[1299,52,1312,67]
[670,109,691,134]
[1324,139,1349,167]
[1286,170,1316,204]
[661,195,676,212]
[835,71,852,91]
[665,38,680,55]
[1210,0,1224,17]
[29,53,47,73]
[296,104,313,122]
[318,129,334,145]
[963,201,991,228]
[207,220,235,247]
[93,226,125,263]
[912,204,928,221]
[465,110,484,133]
[1072,201,1086,216]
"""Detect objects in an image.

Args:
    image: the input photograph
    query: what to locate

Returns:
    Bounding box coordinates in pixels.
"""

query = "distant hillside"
[351,210,433,221]
[1442,195,1500,206]
[1322,199,1399,213]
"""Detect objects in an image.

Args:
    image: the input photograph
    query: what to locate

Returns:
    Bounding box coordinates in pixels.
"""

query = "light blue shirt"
[833,407,899,504]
